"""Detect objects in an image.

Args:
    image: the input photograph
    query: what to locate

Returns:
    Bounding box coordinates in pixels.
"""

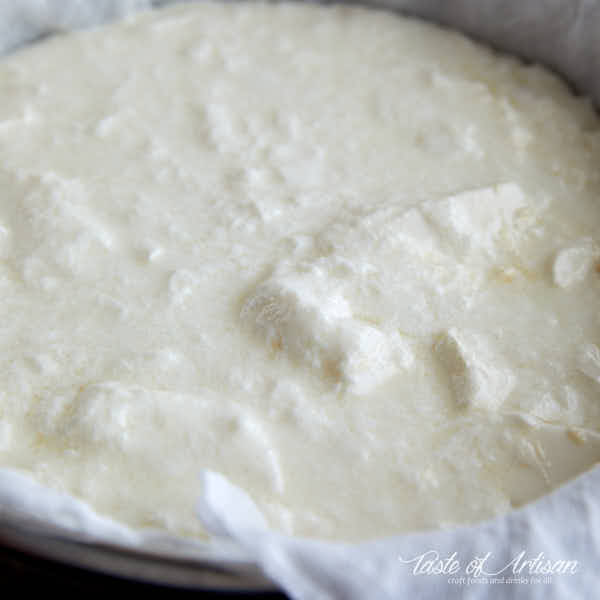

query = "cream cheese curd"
[1,1,600,541]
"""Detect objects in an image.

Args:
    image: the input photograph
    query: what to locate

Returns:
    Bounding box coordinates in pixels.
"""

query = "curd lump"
[1,1,600,541]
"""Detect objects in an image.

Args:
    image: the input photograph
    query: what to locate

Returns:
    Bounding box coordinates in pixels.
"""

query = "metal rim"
[0,516,276,591]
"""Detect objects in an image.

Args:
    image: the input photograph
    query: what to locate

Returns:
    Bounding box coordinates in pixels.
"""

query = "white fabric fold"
[197,467,600,600]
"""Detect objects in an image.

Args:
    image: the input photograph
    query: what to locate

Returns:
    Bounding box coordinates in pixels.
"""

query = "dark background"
[0,543,289,598]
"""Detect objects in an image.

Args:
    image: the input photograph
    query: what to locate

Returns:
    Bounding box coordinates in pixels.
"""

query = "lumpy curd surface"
[1,1,600,541]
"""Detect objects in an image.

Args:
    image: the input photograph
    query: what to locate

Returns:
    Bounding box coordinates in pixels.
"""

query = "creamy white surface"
[1,1,600,541]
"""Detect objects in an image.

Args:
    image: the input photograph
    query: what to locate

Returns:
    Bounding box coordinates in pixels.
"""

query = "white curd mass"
[1,1,600,541]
